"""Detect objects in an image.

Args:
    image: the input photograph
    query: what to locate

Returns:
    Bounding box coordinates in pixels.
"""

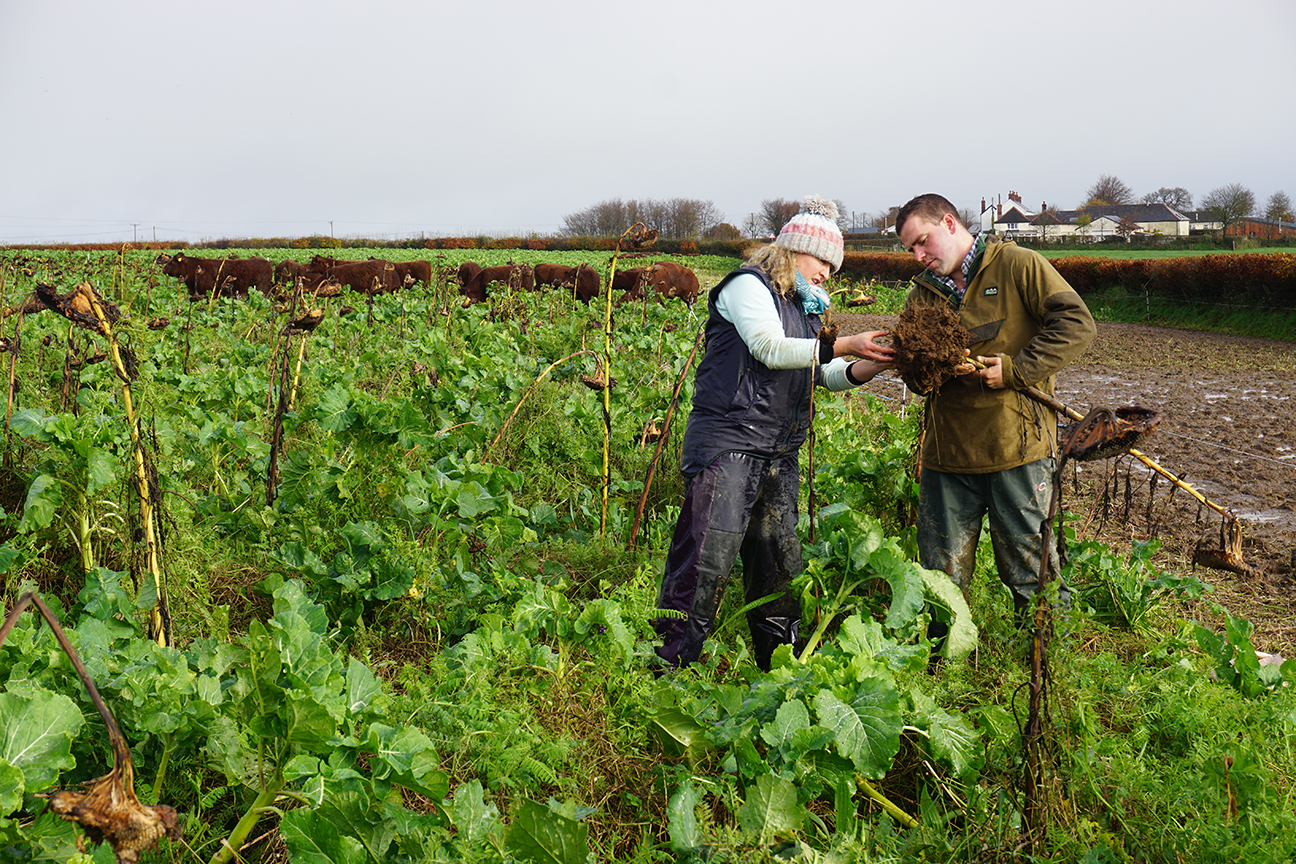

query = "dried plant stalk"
[36,283,171,646]
[0,592,182,863]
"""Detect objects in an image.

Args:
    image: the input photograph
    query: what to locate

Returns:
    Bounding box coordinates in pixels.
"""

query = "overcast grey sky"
[2,0,1292,245]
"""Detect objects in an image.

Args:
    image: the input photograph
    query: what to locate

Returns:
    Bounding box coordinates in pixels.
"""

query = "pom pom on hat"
[775,194,844,272]
[801,194,839,221]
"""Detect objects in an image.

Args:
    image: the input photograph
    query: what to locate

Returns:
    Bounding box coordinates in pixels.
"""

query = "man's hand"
[974,354,1005,388]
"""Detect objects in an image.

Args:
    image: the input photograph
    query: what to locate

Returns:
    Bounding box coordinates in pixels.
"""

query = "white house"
[988,200,1190,240]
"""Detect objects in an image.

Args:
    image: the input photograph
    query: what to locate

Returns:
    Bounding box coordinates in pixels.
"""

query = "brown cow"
[274,259,303,285]
[461,263,534,303]
[369,258,431,289]
[392,259,432,288]
[322,259,401,295]
[307,254,345,272]
[644,261,700,306]
[456,261,483,294]
[534,263,600,304]
[611,266,647,294]
[532,262,569,289]
[156,252,273,300]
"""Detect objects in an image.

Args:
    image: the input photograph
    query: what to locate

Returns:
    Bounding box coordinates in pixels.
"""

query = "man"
[895,194,1095,649]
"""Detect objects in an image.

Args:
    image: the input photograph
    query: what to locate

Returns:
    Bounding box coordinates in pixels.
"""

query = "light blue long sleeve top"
[714,272,860,391]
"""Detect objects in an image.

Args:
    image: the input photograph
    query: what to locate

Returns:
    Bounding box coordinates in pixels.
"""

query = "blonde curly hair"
[742,243,800,298]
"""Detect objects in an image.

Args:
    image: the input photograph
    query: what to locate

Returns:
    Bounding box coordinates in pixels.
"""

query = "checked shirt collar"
[929,234,985,305]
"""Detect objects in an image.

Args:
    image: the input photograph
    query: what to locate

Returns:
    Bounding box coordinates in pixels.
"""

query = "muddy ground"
[837,313,1296,655]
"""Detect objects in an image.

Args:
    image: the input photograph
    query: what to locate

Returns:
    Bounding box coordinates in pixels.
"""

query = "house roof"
[1069,203,1188,223]
[1236,217,1296,229]
[995,206,1033,225]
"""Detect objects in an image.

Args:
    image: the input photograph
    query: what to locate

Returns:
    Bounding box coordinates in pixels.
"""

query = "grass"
[1081,289,1296,342]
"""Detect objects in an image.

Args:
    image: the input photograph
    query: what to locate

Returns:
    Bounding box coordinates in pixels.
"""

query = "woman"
[654,196,894,672]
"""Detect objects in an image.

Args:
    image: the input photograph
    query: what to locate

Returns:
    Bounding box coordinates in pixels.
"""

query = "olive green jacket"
[905,236,1096,474]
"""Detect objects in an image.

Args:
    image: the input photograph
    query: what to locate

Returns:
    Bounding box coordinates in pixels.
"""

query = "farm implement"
[1010,376,1258,578]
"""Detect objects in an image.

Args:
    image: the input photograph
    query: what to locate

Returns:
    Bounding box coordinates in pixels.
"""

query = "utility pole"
[131,223,139,243]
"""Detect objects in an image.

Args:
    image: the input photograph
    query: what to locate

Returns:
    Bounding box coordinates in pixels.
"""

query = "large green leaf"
[0,689,84,792]
[279,807,367,864]
[316,385,357,432]
[918,566,978,661]
[0,762,24,817]
[648,708,708,760]
[345,658,384,719]
[84,446,118,496]
[0,544,20,576]
[909,691,981,777]
[812,680,901,779]
[455,480,498,518]
[871,547,925,630]
[19,473,62,532]
[283,694,338,749]
[505,798,589,864]
[666,781,701,852]
[447,781,501,847]
[371,724,448,800]
[736,774,803,841]
[760,698,811,753]
[313,789,396,863]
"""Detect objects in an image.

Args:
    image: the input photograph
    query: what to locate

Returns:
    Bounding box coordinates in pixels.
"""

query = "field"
[0,247,1293,864]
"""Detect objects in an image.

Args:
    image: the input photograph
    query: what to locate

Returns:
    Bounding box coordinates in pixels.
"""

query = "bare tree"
[1031,209,1063,243]
[668,198,725,238]
[1264,190,1294,222]
[1140,186,1194,211]
[758,198,801,237]
[561,197,724,238]
[1082,174,1134,207]
[1201,183,1256,234]
[562,198,627,236]
[833,199,851,232]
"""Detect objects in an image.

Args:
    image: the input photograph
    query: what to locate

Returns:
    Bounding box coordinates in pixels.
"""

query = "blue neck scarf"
[795,270,832,316]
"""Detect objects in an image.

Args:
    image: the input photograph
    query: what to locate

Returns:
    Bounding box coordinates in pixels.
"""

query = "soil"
[889,304,970,394]
[836,313,1296,655]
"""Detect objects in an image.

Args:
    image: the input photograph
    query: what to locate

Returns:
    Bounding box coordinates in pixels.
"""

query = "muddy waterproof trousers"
[917,457,1069,621]
[654,451,803,671]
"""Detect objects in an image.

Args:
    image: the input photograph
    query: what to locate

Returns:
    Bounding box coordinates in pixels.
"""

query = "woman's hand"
[834,329,895,364]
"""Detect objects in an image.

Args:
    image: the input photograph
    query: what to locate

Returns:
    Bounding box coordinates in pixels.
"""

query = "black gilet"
[680,266,822,476]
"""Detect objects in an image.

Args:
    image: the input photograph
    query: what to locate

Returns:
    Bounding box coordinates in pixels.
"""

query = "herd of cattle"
[153,252,700,307]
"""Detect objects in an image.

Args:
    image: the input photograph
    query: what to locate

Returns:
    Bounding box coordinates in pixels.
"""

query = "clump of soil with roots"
[889,302,970,393]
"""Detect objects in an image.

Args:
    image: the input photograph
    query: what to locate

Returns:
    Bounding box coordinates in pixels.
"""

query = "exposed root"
[890,303,970,394]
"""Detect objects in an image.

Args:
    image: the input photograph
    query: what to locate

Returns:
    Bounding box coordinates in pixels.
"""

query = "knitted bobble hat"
[775,195,844,272]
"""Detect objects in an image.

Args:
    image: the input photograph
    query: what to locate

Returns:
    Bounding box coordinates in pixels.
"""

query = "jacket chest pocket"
[965,318,1003,348]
